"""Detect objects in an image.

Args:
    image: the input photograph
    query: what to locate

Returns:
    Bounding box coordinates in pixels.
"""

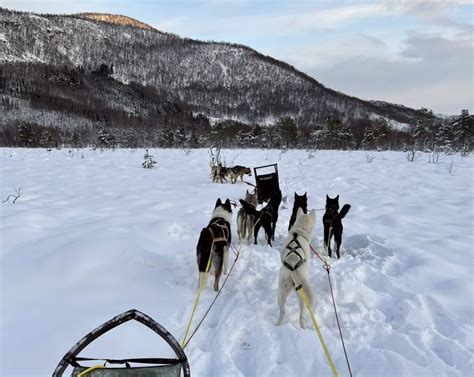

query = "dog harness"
[208,218,230,243]
[283,233,306,291]
[283,233,306,272]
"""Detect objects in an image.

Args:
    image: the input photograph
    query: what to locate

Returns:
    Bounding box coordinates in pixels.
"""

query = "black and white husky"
[276,208,316,328]
[196,198,232,291]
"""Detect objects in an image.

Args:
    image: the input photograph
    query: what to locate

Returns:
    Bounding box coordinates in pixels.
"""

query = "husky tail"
[338,204,351,220]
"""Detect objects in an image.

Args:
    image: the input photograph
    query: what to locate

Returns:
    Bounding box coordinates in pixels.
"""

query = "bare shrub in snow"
[428,150,440,164]
[2,186,21,204]
[406,151,420,162]
[182,148,192,156]
[445,159,455,175]
[366,153,375,163]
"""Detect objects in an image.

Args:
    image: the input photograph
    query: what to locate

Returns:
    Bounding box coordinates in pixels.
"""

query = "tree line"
[0,62,471,153]
[2,112,471,155]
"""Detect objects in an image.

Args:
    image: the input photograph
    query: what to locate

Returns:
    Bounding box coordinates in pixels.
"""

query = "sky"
[2,0,473,114]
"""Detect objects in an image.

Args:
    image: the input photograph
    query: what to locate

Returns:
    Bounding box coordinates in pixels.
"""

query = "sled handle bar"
[53,309,190,377]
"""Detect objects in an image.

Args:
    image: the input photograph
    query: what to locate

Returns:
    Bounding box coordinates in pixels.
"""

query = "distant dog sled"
[253,163,280,204]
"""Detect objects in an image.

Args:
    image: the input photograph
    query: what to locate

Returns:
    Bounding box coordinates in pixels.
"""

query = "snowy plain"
[0,148,473,377]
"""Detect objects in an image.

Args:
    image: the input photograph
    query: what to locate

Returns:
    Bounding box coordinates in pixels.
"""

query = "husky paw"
[276,315,285,326]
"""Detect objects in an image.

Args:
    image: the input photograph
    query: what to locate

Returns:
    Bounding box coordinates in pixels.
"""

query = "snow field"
[0,148,473,376]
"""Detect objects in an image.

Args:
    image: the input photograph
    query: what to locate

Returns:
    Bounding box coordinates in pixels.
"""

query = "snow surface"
[1,148,473,376]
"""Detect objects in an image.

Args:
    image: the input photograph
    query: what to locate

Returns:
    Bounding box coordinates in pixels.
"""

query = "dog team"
[211,163,252,184]
[196,180,351,328]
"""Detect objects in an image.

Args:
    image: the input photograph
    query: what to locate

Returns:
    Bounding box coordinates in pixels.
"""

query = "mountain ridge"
[75,12,160,33]
[0,7,434,126]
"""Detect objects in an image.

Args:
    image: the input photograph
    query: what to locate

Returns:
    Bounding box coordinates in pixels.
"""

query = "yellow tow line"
[76,365,105,377]
[297,286,339,377]
[181,217,260,348]
[180,243,214,347]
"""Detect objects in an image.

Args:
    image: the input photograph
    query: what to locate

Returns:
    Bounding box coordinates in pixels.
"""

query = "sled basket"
[254,163,280,204]
[53,309,190,377]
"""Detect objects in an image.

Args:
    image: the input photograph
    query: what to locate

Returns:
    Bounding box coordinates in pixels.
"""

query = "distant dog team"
[211,163,252,184]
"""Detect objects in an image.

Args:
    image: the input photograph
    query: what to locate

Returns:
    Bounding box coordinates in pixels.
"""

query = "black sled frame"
[53,309,190,377]
[253,163,280,204]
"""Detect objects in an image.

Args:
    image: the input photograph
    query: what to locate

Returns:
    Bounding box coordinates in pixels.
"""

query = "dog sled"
[53,309,190,377]
[253,163,280,204]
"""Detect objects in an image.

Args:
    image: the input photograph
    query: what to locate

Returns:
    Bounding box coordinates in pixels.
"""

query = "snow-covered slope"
[1,148,473,376]
[0,8,432,127]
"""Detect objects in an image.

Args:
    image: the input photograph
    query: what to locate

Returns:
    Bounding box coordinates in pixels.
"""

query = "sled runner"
[53,309,190,377]
[253,163,280,204]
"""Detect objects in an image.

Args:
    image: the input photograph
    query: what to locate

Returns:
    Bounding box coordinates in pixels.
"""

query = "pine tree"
[411,120,428,152]
[314,118,354,150]
[71,130,82,148]
[362,118,391,150]
[17,122,35,147]
[119,128,137,148]
[189,129,199,148]
[159,127,175,148]
[276,117,298,148]
[175,127,187,147]
[39,129,52,148]
[454,111,472,156]
[97,127,116,148]
[142,149,157,168]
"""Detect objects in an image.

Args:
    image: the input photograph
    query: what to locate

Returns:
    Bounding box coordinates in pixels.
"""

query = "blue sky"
[3,0,473,114]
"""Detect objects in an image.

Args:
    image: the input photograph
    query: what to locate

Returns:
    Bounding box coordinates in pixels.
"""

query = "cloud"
[1,0,108,14]
[284,31,473,114]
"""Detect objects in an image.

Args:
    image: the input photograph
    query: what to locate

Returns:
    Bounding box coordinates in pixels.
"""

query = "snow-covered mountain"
[0,8,433,128]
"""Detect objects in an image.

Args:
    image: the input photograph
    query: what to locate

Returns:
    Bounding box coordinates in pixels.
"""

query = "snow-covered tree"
[97,127,116,148]
[142,149,157,168]
[158,127,175,148]
[362,118,390,150]
[39,129,54,148]
[17,122,35,147]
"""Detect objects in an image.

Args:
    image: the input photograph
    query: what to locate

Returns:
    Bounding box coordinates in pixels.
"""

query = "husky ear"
[304,192,307,197]
[326,194,329,200]
[246,190,249,194]
[297,207,304,218]
[336,195,339,200]
[215,198,222,208]
[224,199,231,209]
[294,192,298,198]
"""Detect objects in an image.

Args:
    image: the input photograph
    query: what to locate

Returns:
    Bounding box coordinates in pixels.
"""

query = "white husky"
[276,207,316,328]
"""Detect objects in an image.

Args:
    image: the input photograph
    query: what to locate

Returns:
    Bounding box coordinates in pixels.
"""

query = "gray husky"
[236,189,258,241]
[276,208,316,328]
